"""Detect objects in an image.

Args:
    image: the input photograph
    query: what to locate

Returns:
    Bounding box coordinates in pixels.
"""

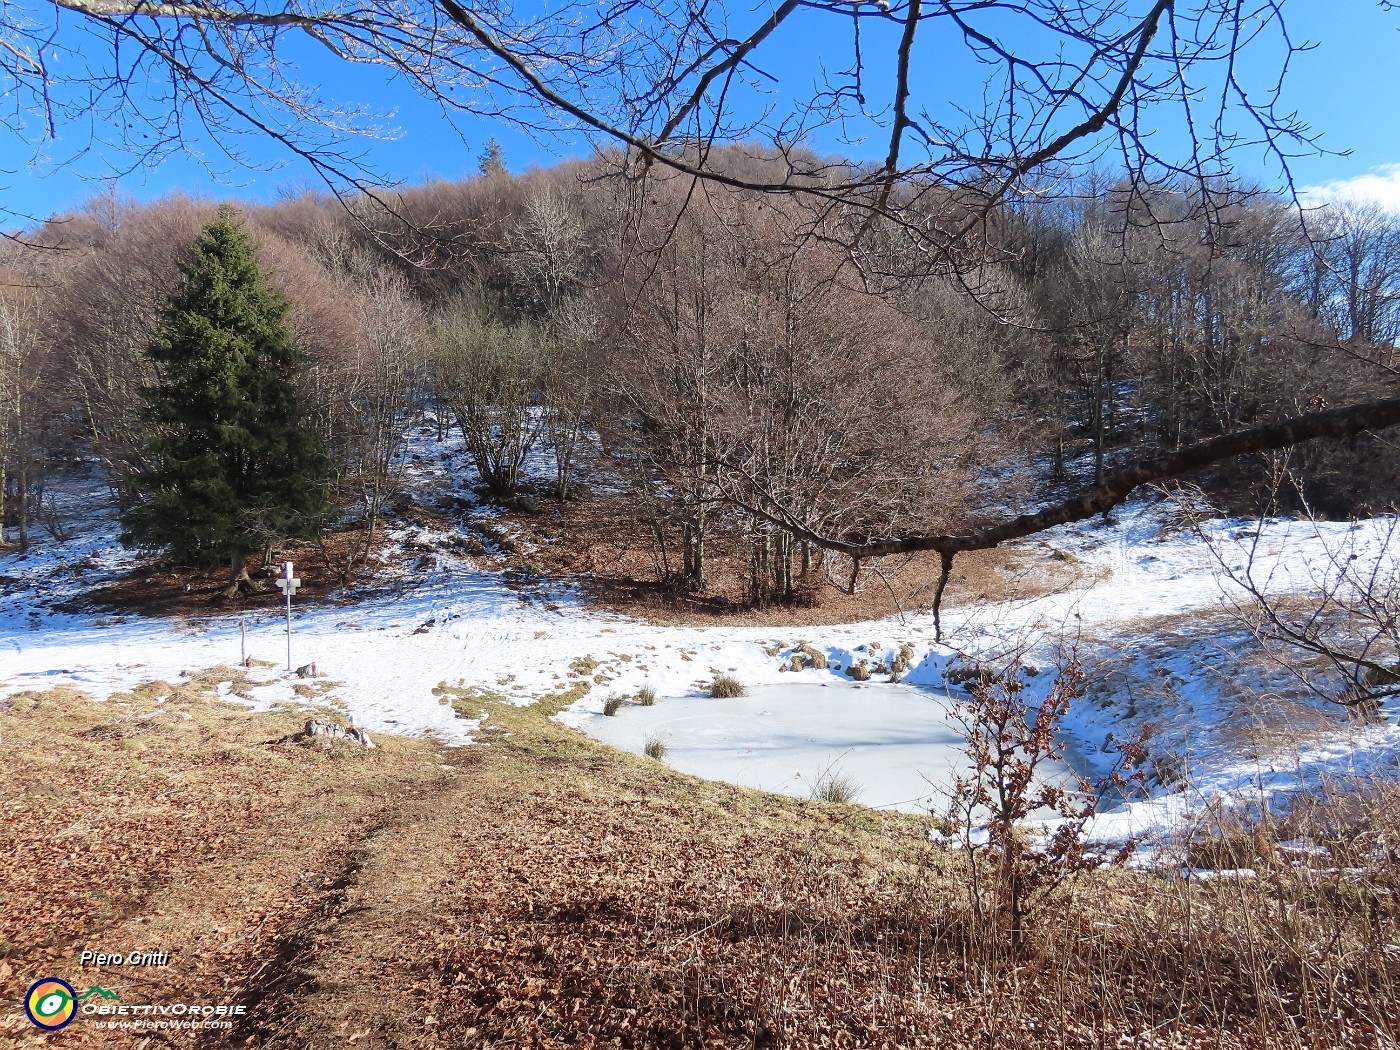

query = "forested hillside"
[5,149,1399,603]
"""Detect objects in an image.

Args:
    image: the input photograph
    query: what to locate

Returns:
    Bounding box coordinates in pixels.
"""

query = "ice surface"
[578,681,1078,814]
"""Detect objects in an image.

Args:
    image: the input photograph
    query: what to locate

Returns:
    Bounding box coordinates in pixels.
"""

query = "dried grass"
[643,733,668,759]
[809,766,861,804]
[709,673,747,698]
[6,671,1397,1048]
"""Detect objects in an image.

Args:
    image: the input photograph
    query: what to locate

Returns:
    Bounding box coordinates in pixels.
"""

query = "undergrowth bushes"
[927,658,1399,1044]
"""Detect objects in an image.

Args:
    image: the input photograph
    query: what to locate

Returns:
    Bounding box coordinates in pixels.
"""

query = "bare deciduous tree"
[602,175,996,601]
[0,283,59,548]
[432,302,544,500]
[43,194,211,498]
[504,188,592,320]
[540,296,600,503]
[302,259,429,576]
[1302,201,1400,354]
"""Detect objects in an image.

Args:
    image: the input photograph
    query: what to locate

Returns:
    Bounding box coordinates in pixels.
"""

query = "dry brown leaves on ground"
[2,679,1395,1048]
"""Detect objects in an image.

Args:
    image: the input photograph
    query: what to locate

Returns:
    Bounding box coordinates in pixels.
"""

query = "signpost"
[274,561,301,672]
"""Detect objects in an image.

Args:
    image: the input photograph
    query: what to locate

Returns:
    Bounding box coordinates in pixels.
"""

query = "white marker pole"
[275,561,302,672]
[284,561,293,671]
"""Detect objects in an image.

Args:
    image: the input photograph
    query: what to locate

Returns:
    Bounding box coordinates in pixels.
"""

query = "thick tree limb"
[870,0,920,219]
[727,394,1400,640]
[753,395,1400,561]
[52,0,348,27]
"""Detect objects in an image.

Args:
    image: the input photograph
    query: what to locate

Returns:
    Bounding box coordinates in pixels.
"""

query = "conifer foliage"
[121,207,328,595]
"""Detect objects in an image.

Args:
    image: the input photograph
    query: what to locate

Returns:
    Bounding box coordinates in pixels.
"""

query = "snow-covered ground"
[4,425,1399,850]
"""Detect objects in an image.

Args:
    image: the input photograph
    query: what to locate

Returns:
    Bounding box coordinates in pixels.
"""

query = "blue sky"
[2,2,1398,224]
[1277,6,1400,205]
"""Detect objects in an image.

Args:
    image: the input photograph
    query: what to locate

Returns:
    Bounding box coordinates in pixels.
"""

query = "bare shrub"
[431,303,544,499]
[1190,477,1400,719]
[950,657,1142,952]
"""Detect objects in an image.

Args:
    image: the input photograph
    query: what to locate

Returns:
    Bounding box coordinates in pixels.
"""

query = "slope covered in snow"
[5,426,1398,845]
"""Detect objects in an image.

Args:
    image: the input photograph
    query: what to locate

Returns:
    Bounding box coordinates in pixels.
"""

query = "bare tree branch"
[52,0,350,27]
[1,0,1324,267]
[735,395,1400,560]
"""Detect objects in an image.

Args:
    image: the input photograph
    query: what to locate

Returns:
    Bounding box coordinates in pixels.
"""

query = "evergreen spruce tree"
[477,137,507,178]
[122,207,329,596]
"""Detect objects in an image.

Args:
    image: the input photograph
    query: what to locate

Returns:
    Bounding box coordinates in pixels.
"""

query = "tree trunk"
[1008,873,1026,954]
[776,530,794,601]
[362,503,379,568]
[17,463,28,551]
[683,510,707,591]
[222,551,255,598]
[750,529,771,606]
[1092,344,1107,487]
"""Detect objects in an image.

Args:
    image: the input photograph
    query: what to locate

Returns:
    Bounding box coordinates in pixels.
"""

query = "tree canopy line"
[1,0,1309,248]
[4,150,1400,610]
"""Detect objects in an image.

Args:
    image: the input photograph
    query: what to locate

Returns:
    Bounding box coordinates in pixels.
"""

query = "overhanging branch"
[750,395,1400,560]
[52,0,350,28]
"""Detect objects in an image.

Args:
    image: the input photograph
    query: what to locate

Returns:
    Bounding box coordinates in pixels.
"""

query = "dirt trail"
[209,722,936,1049]
[210,747,491,1048]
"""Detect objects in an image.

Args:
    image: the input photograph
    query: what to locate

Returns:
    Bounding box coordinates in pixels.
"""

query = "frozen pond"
[579,681,1075,814]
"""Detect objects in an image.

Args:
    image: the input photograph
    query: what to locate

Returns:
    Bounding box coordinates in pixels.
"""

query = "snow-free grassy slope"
[0,675,453,1047]
[4,681,1396,1048]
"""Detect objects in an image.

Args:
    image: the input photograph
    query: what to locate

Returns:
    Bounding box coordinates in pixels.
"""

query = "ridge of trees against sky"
[4,1,1400,617]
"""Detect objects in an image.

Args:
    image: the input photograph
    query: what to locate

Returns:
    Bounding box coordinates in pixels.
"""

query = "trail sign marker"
[275,561,301,671]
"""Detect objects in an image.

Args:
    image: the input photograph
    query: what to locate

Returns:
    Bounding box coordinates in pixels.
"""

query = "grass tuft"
[709,673,747,698]
[636,683,658,706]
[809,766,861,804]
[602,693,626,716]
[643,733,668,759]
[570,654,600,677]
